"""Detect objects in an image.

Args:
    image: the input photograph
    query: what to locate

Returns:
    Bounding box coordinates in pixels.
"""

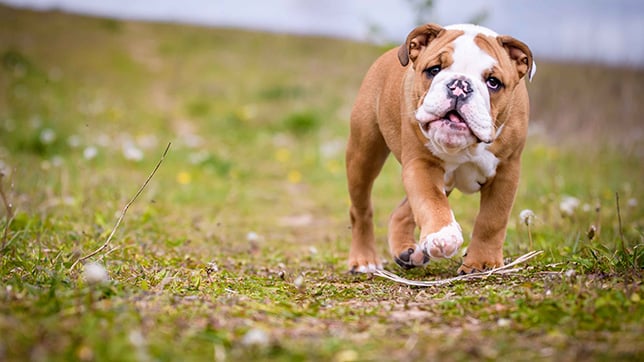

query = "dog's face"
[398,24,534,156]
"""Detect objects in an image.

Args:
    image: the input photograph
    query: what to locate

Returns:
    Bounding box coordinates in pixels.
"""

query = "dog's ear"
[497,35,536,81]
[398,23,444,67]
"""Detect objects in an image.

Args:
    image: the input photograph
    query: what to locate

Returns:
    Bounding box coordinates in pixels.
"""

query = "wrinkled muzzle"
[415,73,495,149]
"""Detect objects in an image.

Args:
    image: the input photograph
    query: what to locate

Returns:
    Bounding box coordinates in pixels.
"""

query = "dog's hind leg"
[346,113,390,273]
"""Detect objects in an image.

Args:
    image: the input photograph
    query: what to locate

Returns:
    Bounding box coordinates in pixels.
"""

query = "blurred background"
[3,0,644,66]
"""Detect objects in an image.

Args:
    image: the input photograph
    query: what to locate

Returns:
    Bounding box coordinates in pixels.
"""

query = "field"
[0,5,643,361]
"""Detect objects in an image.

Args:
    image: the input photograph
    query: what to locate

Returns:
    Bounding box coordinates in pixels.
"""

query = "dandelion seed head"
[39,128,56,144]
[122,143,144,161]
[559,196,580,217]
[67,135,81,148]
[51,155,63,167]
[83,262,109,284]
[519,209,535,226]
[83,146,98,160]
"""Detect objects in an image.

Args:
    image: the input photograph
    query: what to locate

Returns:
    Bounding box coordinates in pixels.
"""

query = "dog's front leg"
[458,158,521,274]
[400,158,464,261]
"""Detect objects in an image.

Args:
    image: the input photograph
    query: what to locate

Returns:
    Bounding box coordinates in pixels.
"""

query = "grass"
[0,5,643,361]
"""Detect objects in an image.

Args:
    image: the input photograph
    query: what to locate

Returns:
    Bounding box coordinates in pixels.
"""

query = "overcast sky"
[2,0,643,66]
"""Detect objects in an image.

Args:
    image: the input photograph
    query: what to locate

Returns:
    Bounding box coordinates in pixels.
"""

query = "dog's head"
[398,23,535,156]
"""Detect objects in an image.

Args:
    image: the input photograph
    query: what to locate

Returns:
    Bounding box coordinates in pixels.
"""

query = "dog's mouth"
[422,110,469,133]
[420,109,494,144]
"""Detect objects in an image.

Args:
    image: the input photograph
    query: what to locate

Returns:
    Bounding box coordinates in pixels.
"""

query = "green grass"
[0,5,643,361]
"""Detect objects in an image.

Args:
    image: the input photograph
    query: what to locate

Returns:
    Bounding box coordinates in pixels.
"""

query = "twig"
[70,142,171,270]
[374,250,543,287]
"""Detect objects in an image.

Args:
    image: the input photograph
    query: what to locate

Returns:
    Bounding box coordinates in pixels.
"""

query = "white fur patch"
[442,143,499,194]
[447,28,498,82]
[420,212,463,258]
[356,263,382,273]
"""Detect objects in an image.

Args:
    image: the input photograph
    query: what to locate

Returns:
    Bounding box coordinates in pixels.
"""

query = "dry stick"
[70,142,171,270]
[374,250,543,287]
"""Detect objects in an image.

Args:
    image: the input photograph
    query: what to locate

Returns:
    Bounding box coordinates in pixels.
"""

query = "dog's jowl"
[346,23,535,274]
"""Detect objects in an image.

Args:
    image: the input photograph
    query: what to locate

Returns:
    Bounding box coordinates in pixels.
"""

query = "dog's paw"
[393,245,430,269]
[457,250,503,274]
[420,220,464,259]
[348,255,383,274]
[349,262,382,274]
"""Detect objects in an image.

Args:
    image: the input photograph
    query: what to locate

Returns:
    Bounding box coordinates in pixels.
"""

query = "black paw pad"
[394,248,430,269]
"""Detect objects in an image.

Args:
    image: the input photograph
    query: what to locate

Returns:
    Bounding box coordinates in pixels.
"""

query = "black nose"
[446,78,473,100]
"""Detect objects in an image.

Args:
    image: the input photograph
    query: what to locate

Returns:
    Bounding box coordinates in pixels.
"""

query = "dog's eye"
[423,65,441,78]
[486,76,503,90]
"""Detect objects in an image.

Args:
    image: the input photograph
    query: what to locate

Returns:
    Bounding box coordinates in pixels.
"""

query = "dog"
[346,23,535,274]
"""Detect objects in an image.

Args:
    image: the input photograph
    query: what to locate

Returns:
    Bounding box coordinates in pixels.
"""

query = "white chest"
[441,144,499,194]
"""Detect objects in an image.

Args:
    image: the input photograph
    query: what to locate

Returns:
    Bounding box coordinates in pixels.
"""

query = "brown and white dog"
[346,23,535,274]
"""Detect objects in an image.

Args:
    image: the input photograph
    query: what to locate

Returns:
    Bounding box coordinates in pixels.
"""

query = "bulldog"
[346,23,535,274]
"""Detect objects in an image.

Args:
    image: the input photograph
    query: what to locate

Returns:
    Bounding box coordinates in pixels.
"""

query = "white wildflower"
[309,246,318,255]
[564,269,576,278]
[67,135,81,148]
[39,128,56,144]
[241,328,270,347]
[83,262,109,284]
[559,196,580,217]
[83,146,98,160]
[51,155,63,167]
[206,262,219,275]
[497,318,511,327]
[319,139,344,158]
[188,150,209,165]
[122,143,144,161]
[246,231,259,242]
[628,198,638,208]
[519,209,535,226]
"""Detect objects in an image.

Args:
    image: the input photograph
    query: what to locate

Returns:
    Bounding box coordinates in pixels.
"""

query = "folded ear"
[397,23,445,67]
[497,35,536,81]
